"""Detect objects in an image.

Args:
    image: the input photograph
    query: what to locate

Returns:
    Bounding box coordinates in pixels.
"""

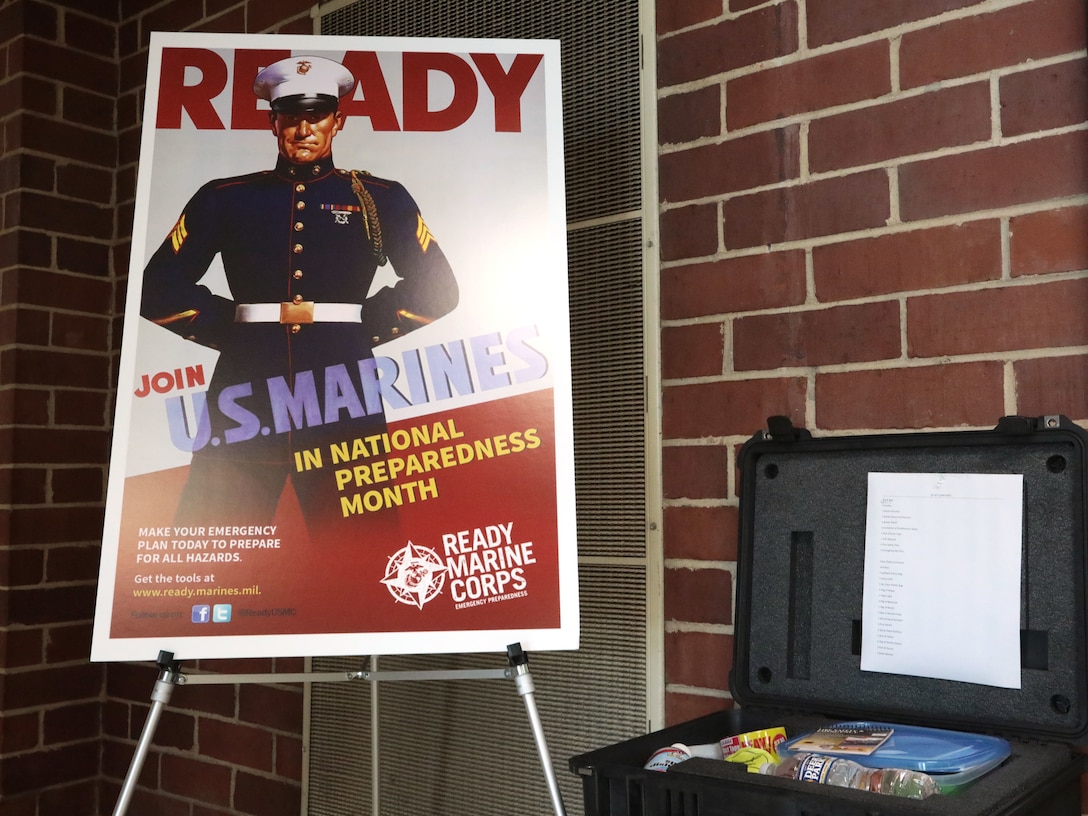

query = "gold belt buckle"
[280,301,315,324]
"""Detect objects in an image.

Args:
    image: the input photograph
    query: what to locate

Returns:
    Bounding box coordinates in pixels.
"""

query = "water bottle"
[761,752,939,799]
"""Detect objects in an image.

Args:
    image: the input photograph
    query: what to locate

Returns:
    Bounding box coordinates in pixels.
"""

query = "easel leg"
[112,651,182,816]
[507,644,567,816]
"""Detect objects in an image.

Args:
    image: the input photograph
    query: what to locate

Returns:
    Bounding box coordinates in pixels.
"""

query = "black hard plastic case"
[570,415,1088,816]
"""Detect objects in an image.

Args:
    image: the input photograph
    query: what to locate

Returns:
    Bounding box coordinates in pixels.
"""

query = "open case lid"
[731,414,1088,745]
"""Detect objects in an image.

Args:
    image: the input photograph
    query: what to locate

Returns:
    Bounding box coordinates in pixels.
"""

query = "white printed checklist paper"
[861,472,1023,689]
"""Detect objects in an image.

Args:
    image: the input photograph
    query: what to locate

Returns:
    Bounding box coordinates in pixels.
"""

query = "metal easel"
[112,642,566,816]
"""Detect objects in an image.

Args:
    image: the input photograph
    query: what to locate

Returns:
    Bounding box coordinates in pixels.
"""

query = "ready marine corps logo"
[381,541,447,609]
[296,60,312,75]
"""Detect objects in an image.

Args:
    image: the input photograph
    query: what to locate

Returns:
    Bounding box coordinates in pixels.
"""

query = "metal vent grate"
[319,0,642,223]
[308,565,648,816]
[310,2,653,814]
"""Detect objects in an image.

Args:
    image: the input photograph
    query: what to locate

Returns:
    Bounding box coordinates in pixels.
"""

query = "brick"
[9,37,117,98]
[0,389,50,426]
[0,793,38,816]
[11,1,59,41]
[735,300,901,370]
[9,467,47,505]
[724,170,890,249]
[660,202,719,262]
[57,237,112,275]
[132,707,195,751]
[0,230,51,268]
[238,684,304,734]
[810,82,990,173]
[198,717,274,770]
[663,250,806,320]
[104,662,160,703]
[659,85,721,145]
[808,0,982,47]
[13,427,110,463]
[45,545,101,583]
[234,770,301,816]
[7,585,98,626]
[658,3,799,87]
[43,702,99,745]
[661,126,800,203]
[123,788,191,816]
[4,309,51,345]
[199,657,276,675]
[275,734,303,780]
[658,0,723,35]
[37,780,98,815]
[159,753,232,806]
[7,505,105,546]
[665,692,730,726]
[1010,205,1088,277]
[901,0,1088,89]
[664,377,808,439]
[54,389,110,427]
[727,40,890,130]
[119,50,150,95]
[662,323,725,379]
[3,272,113,315]
[0,627,44,668]
[665,566,732,624]
[56,163,114,204]
[1,664,102,710]
[815,362,1005,430]
[8,189,114,237]
[6,547,45,585]
[663,444,730,500]
[166,682,237,719]
[248,0,317,33]
[63,9,117,57]
[1015,356,1088,420]
[1001,58,1088,137]
[270,16,312,35]
[100,740,158,788]
[51,467,105,503]
[0,151,56,194]
[198,8,247,34]
[50,312,110,352]
[142,0,208,37]
[44,622,93,664]
[14,112,114,167]
[0,711,40,753]
[900,131,1088,221]
[4,348,110,389]
[813,220,1002,300]
[909,279,1088,357]
[665,629,733,689]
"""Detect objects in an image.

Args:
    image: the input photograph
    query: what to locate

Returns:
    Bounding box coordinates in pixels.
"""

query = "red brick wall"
[1,1,314,814]
[658,0,1088,730]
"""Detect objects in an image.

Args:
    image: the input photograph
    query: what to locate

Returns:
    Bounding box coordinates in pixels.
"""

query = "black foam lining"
[734,433,1088,743]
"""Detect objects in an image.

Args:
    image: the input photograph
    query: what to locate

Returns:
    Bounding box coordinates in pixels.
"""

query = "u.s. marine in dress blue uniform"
[140,55,458,532]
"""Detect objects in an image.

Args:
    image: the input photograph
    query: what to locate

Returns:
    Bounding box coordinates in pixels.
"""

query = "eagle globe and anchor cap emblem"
[381,541,447,609]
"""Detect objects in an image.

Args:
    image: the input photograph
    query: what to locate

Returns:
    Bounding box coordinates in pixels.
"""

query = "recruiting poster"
[91,32,576,662]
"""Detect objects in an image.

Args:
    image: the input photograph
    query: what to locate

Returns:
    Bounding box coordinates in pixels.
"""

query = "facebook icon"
[192,605,211,624]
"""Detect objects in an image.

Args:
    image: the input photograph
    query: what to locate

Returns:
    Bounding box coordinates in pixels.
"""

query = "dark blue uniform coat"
[140,153,458,525]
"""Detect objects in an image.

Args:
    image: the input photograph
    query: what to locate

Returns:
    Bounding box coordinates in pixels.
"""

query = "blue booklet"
[778,721,1011,775]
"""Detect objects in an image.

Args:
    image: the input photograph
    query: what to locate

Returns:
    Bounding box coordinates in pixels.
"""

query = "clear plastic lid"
[777,721,1011,774]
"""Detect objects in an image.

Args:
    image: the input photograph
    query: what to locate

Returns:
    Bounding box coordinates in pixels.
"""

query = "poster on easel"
[91,31,575,662]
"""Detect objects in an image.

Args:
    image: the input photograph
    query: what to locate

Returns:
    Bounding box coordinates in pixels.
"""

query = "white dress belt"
[234,302,363,324]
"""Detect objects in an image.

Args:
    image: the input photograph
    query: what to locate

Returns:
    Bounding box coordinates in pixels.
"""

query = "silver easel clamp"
[112,643,566,816]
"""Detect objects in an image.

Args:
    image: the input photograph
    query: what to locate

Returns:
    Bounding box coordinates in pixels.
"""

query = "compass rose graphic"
[381,541,447,609]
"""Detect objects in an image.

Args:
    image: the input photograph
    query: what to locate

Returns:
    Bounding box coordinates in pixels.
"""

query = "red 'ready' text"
[155,48,545,133]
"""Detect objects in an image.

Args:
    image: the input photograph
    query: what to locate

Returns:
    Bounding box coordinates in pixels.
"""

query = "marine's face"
[270,109,343,163]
